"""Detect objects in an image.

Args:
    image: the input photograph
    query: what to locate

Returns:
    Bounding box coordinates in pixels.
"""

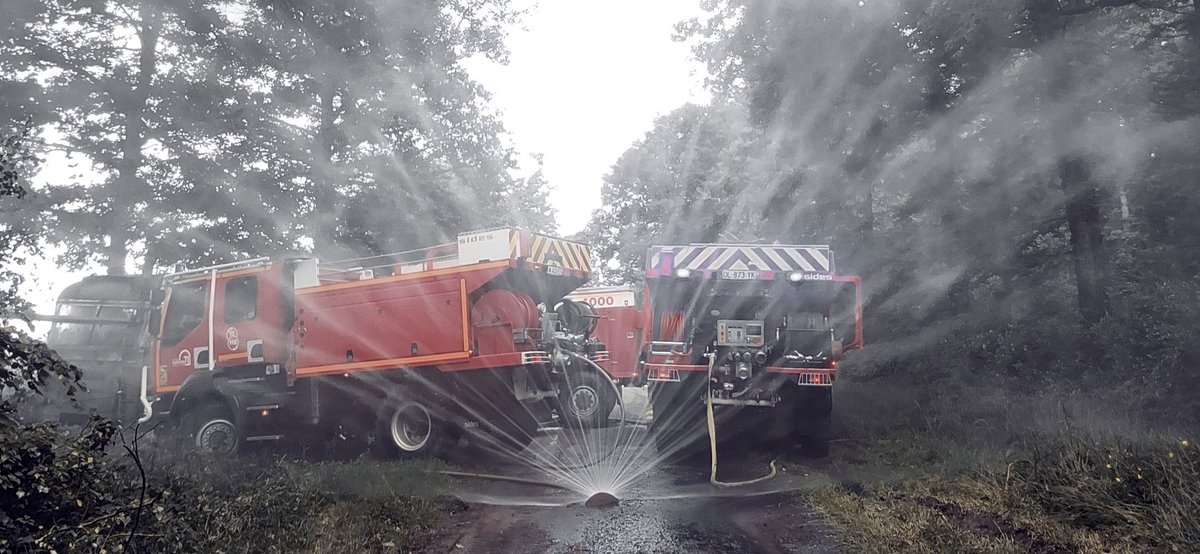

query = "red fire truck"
[640,243,862,456]
[36,228,615,456]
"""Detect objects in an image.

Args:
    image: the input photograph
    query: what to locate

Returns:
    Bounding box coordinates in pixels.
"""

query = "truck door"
[212,264,290,370]
[154,278,211,393]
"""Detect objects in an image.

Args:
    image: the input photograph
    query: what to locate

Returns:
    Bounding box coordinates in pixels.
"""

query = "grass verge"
[804,379,1199,553]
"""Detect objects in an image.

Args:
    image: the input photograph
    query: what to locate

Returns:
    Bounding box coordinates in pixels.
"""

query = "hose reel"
[553,298,599,338]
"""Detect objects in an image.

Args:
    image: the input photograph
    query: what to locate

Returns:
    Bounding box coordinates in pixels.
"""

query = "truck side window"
[224,276,258,323]
[160,282,207,347]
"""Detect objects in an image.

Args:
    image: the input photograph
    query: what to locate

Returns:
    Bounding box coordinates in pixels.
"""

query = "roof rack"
[164,257,271,282]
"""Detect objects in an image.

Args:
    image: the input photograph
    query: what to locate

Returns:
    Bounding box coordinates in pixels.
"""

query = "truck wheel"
[559,369,615,428]
[798,434,831,458]
[374,391,445,458]
[182,403,239,456]
[794,386,833,459]
[648,379,706,459]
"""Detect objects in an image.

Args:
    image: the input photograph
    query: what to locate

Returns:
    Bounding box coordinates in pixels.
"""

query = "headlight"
[675,268,692,278]
[788,272,804,282]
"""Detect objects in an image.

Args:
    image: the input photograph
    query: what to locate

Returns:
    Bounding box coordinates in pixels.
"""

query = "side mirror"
[150,286,166,307]
[147,306,163,337]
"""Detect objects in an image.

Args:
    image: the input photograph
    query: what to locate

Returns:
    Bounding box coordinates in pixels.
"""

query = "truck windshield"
[161,282,208,346]
[49,303,142,346]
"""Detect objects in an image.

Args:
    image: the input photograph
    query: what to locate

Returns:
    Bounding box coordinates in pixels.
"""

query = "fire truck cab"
[641,243,862,457]
[23,276,158,426]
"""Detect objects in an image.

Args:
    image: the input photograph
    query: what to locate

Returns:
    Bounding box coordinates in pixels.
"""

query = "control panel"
[717,319,765,347]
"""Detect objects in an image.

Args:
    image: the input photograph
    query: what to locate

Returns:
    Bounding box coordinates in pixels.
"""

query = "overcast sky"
[464,0,711,235]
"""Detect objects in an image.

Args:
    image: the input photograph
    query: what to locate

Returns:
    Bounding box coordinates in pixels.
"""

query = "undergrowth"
[0,423,452,553]
[809,377,1200,553]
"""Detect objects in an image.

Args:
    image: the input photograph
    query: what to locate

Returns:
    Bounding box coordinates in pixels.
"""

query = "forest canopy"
[583,0,1200,418]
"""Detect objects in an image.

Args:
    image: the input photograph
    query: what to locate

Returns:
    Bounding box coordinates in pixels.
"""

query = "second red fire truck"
[571,242,862,456]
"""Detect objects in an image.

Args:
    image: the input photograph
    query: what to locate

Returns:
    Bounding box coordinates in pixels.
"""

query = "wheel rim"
[195,418,236,454]
[390,402,432,452]
[570,385,599,418]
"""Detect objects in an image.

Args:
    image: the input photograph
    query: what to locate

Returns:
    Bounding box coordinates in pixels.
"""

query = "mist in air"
[3,0,1200,552]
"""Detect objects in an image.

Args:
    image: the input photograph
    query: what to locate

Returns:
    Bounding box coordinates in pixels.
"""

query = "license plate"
[720,270,760,280]
[546,265,564,276]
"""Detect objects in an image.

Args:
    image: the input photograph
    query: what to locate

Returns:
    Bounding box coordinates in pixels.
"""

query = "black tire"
[649,379,707,459]
[181,402,239,456]
[373,388,447,459]
[794,386,833,459]
[797,434,831,458]
[558,365,616,428]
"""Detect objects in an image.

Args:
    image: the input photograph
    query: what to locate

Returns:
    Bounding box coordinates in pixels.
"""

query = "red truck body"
[152,228,591,396]
[565,286,648,382]
[118,227,614,456]
[638,242,863,455]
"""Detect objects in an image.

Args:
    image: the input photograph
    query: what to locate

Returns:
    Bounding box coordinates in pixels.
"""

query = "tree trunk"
[107,2,160,275]
[1059,156,1110,323]
[311,86,340,257]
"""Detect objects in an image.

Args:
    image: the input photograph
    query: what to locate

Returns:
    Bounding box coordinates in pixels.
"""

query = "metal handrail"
[164,257,271,281]
[321,241,458,268]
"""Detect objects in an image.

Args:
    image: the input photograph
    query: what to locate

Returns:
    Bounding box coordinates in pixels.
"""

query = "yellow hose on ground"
[706,353,778,487]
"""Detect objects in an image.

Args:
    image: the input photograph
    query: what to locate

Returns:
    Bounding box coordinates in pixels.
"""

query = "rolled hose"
[706,353,778,488]
[554,299,599,337]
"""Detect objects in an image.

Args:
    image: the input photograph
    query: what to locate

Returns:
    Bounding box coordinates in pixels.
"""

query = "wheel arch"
[167,370,239,424]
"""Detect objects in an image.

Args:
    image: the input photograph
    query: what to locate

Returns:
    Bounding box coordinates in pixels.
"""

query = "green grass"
[805,378,1200,553]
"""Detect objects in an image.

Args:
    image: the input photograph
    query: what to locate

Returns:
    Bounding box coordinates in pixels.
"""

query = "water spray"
[434,349,629,507]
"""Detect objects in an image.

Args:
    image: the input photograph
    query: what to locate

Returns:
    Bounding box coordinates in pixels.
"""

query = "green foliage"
[0,327,83,425]
[814,379,1200,553]
[0,123,83,426]
[584,103,755,284]
[0,120,37,321]
[2,0,553,275]
[0,438,447,553]
[588,0,1200,404]
[0,417,119,551]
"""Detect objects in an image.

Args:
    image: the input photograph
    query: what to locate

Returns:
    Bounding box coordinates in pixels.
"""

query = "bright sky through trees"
[21,0,709,318]
[464,0,710,234]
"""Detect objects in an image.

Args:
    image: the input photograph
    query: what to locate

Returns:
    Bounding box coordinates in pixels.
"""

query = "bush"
[0,425,447,553]
[0,417,123,552]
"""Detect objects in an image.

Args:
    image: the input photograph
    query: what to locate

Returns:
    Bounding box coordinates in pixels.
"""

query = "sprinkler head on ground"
[585,491,619,508]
